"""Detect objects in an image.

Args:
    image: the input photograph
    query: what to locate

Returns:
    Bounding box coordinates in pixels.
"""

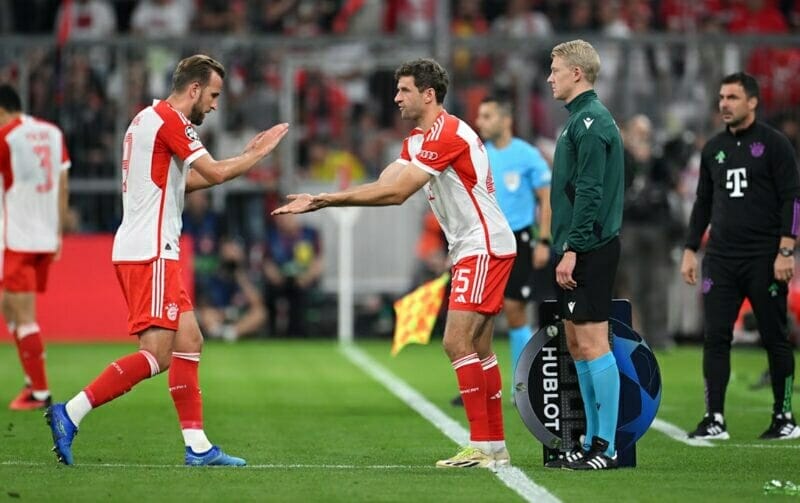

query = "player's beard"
[722,110,745,129]
[189,101,206,125]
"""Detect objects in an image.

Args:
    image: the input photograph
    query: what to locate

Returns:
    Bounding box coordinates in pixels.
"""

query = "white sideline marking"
[341,344,560,503]
[726,443,800,450]
[0,461,427,470]
[651,418,714,447]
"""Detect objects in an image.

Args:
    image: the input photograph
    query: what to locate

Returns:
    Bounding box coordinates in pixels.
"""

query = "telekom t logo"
[725,168,747,198]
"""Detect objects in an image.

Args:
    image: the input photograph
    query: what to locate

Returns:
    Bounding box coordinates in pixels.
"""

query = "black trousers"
[701,253,795,415]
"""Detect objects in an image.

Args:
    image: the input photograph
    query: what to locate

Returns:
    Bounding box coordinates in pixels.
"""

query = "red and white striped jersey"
[0,115,70,252]
[112,100,208,263]
[398,110,516,263]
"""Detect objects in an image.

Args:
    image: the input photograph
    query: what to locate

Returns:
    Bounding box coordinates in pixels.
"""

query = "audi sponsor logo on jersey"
[417,149,439,161]
[185,125,200,142]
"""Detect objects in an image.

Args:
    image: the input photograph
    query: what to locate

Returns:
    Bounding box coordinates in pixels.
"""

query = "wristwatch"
[538,237,552,246]
[779,247,794,257]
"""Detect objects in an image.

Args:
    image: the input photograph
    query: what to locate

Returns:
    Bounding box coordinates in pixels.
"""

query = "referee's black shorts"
[505,228,534,301]
[557,236,620,322]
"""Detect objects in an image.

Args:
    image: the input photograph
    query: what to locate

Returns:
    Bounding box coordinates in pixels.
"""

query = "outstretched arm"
[186,123,289,193]
[272,161,431,215]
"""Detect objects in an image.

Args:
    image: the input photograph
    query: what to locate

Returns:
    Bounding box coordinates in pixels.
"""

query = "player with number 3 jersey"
[0,84,69,411]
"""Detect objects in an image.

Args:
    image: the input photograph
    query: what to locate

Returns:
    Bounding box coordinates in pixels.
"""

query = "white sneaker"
[436,446,495,469]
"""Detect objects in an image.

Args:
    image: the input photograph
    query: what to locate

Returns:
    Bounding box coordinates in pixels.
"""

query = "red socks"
[169,352,203,430]
[452,353,490,442]
[16,324,48,392]
[84,350,158,407]
[481,354,505,441]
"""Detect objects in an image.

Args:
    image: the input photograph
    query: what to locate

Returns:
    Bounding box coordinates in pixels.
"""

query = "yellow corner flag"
[391,272,450,356]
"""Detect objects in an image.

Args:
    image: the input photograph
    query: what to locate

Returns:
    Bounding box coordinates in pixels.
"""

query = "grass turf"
[1,340,798,502]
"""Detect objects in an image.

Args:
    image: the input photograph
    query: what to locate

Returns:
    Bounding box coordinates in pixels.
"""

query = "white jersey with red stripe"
[0,114,70,252]
[112,100,208,263]
[398,110,515,263]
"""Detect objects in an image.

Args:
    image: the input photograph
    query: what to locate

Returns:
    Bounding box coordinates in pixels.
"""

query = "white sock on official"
[183,429,213,453]
[65,391,93,427]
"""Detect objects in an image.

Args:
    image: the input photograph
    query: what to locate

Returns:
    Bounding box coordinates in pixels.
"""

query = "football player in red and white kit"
[46,55,289,466]
[273,58,516,468]
[0,84,69,411]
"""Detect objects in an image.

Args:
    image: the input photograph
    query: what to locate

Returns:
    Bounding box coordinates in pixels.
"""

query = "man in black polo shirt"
[682,72,800,440]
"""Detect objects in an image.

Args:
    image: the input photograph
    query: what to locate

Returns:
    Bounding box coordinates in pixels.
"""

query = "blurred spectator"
[306,137,366,183]
[332,0,385,35]
[491,0,552,37]
[256,0,298,32]
[280,0,331,36]
[658,0,724,32]
[130,0,193,38]
[54,0,118,77]
[451,0,490,79]
[566,0,594,31]
[622,2,670,114]
[131,0,193,98]
[296,69,349,141]
[592,0,629,104]
[59,54,115,178]
[385,0,435,38]
[54,0,117,39]
[747,48,800,113]
[263,213,323,337]
[196,238,267,342]
[183,190,227,298]
[771,111,800,153]
[729,0,789,32]
[194,0,248,33]
[617,114,681,349]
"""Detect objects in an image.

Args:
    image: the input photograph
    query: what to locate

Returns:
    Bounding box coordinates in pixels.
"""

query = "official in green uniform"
[545,39,624,471]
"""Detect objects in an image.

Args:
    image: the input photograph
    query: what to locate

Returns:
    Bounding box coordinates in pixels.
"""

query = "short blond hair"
[551,39,601,84]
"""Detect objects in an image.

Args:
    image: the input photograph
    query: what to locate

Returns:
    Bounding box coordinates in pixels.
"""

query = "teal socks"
[587,351,620,457]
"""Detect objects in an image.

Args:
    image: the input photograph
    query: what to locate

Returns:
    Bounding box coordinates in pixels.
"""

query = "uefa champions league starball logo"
[702,277,714,294]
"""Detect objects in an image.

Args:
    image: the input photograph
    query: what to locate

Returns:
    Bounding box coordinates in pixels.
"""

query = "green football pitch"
[1,340,798,502]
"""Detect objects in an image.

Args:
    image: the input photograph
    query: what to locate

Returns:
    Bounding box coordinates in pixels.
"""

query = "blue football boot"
[185,445,246,466]
[45,403,78,465]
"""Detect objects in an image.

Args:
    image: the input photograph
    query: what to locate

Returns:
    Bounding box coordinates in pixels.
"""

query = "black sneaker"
[759,412,800,440]
[688,413,729,440]
[565,437,618,470]
[450,394,463,407]
[544,445,586,468]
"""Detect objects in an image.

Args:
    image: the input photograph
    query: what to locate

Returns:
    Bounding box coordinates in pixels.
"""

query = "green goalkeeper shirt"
[551,89,624,254]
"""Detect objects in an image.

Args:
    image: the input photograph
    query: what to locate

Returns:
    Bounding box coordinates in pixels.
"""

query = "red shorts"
[448,254,515,315]
[4,250,54,293]
[114,258,193,335]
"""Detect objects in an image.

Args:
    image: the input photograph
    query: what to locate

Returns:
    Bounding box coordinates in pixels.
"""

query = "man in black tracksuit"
[682,72,800,440]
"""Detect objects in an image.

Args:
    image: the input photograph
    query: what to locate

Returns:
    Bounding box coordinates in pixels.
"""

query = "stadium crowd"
[0,0,799,346]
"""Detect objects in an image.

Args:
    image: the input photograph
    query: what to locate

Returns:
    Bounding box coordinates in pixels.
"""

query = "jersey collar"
[565,90,597,114]
[726,118,758,138]
[409,109,448,136]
